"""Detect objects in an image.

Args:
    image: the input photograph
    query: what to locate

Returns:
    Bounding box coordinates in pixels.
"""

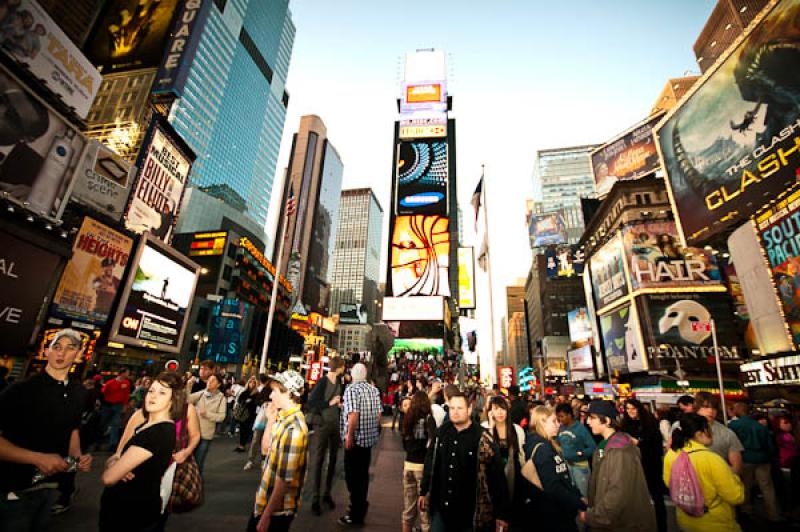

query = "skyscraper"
[329,188,384,324]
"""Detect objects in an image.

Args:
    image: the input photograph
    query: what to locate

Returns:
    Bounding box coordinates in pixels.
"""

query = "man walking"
[555,402,595,497]
[338,363,382,526]
[305,357,345,515]
[0,329,93,531]
[100,367,131,449]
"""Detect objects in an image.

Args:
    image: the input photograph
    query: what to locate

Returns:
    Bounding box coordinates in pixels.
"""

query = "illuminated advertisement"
[458,247,476,309]
[382,296,444,321]
[567,307,593,344]
[395,141,449,216]
[87,0,179,73]
[545,245,585,278]
[70,140,136,221]
[756,185,800,348]
[529,211,568,248]
[339,303,367,324]
[399,117,447,140]
[188,231,227,257]
[622,220,721,290]
[389,338,444,357]
[400,81,448,116]
[0,0,101,118]
[590,235,629,309]
[389,215,450,297]
[741,354,800,387]
[205,298,249,364]
[567,345,594,382]
[51,217,133,325]
[655,0,800,245]
[592,113,663,197]
[110,234,199,353]
[599,304,646,375]
[0,66,86,221]
[125,115,192,243]
[152,0,211,98]
[459,316,478,365]
[498,366,515,388]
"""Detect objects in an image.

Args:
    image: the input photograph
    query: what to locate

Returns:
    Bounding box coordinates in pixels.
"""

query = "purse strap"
[176,403,189,451]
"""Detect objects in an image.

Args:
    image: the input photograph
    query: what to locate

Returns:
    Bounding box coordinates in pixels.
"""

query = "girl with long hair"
[482,395,526,529]
[401,391,436,532]
[234,376,259,452]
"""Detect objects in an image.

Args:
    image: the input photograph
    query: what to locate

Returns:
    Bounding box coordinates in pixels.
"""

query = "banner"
[0,0,101,118]
[590,235,628,309]
[592,113,663,196]
[70,140,136,221]
[655,0,800,245]
[545,245,585,278]
[599,304,646,375]
[622,220,721,290]
[152,0,212,98]
[51,217,133,325]
[568,345,594,382]
[395,140,449,216]
[389,215,450,297]
[567,307,593,344]
[0,66,86,221]
[528,211,568,248]
[458,247,476,309]
[125,116,192,242]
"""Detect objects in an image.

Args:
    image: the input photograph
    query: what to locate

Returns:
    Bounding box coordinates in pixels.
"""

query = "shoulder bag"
[168,405,204,513]
[520,442,544,490]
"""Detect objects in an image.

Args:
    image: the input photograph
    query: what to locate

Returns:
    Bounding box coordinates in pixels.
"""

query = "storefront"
[740,354,800,405]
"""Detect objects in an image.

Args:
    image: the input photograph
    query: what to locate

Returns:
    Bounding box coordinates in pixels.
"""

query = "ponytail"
[671,413,709,451]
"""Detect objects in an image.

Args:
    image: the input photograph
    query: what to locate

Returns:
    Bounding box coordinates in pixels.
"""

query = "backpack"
[669,450,706,517]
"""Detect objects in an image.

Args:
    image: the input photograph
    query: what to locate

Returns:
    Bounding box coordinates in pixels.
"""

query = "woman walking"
[401,391,436,532]
[233,377,259,453]
[482,396,526,525]
[189,373,227,471]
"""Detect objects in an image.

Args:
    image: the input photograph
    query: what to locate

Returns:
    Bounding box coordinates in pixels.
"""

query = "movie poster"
[390,215,450,297]
[51,217,133,325]
[655,0,800,245]
[395,140,449,216]
[528,211,568,248]
[592,113,663,196]
[599,304,646,375]
[590,235,629,308]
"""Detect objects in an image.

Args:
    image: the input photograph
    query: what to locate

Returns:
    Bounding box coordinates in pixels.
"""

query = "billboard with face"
[528,211,568,248]
[395,140,449,216]
[599,304,647,375]
[655,0,800,245]
[389,215,450,297]
[590,235,629,309]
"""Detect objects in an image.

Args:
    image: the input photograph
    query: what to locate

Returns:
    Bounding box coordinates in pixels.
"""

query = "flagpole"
[481,165,498,384]
[259,210,291,375]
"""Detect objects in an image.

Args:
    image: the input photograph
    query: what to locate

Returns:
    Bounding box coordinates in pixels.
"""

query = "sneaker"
[311,502,322,516]
[323,495,336,509]
[243,460,253,471]
[51,503,71,515]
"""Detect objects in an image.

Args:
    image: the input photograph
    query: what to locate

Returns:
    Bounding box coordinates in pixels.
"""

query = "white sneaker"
[243,460,253,471]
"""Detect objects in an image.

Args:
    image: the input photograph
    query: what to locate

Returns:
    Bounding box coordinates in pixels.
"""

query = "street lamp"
[193,333,209,366]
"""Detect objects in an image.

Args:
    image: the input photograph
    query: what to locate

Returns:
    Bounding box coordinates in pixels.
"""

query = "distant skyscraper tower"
[330,188,384,324]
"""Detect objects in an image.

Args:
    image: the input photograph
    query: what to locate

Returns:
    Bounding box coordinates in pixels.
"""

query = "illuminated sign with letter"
[189,231,227,257]
[741,355,800,387]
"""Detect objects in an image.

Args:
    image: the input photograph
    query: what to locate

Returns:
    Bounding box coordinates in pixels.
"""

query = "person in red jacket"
[100,368,131,449]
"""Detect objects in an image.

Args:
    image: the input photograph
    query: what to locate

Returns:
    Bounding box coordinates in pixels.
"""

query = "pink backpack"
[669,451,706,517]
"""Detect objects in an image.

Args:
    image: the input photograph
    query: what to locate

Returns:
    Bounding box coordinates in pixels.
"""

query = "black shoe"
[323,495,336,509]
[338,514,363,526]
[233,446,246,453]
[311,502,322,516]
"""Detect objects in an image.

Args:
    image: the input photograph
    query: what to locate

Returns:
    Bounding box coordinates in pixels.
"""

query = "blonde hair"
[530,405,561,453]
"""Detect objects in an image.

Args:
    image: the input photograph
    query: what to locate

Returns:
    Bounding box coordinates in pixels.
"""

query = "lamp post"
[193,333,208,367]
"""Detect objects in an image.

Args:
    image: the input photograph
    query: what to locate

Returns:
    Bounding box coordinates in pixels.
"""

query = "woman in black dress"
[99,372,183,532]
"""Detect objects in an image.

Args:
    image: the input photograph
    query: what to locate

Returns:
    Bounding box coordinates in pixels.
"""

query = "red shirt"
[102,377,131,405]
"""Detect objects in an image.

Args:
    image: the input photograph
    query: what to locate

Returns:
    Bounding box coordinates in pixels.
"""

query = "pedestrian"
[189,373,227,472]
[773,413,800,520]
[304,356,345,514]
[419,390,510,532]
[337,363,382,526]
[401,391,437,532]
[581,400,656,531]
[729,401,781,522]
[693,392,743,473]
[100,367,132,449]
[248,370,308,532]
[482,395,525,526]
[677,395,695,415]
[555,402,595,498]
[234,377,260,453]
[0,329,92,532]
[664,413,745,532]
[99,372,183,532]
[621,398,667,532]
[506,385,528,428]
[189,360,216,394]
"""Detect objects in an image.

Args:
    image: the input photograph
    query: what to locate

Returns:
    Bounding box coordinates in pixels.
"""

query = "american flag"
[285,184,297,217]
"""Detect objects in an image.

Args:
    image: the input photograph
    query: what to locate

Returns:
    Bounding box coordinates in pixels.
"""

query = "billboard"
[400,81,448,116]
[567,345,594,382]
[599,304,647,375]
[389,337,444,356]
[590,235,628,309]
[458,247,476,309]
[205,298,249,364]
[655,0,800,245]
[592,113,663,196]
[110,234,199,353]
[395,141,449,216]
[622,220,721,290]
[545,245,585,278]
[389,215,450,297]
[86,0,179,73]
[382,296,444,321]
[399,117,447,140]
[0,0,101,118]
[188,231,227,257]
[459,316,478,365]
[528,211,568,248]
[152,0,212,98]
[51,217,134,325]
[0,229,63,353]
[567,307,593,344]
[0,66,86,221]
[741,354,800,387]
[339,303,368,324]
[497,366,515,388]
[70,140,136,221]
[125,115,192,242]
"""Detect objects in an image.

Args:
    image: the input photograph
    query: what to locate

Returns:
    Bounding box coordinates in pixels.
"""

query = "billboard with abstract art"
[389,215,450,297]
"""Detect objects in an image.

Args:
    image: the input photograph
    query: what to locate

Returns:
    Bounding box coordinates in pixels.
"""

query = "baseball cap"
[587,400,618,420]
[269,370,305,397]
[49,328,82,348]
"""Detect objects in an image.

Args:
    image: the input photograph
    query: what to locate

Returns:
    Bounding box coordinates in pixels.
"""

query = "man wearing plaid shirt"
[249,370,308,532]
[337,363,382,526]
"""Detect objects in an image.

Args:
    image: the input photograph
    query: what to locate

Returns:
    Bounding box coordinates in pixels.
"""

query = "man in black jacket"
[507,385,528,428]
[306,357,345,515]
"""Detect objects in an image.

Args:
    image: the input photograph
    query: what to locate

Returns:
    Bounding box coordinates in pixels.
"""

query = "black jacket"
[306,375,343,416]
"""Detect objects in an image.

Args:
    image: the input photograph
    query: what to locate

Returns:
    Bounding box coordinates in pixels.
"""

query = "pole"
[711,319,728,424]
[481,165,498,384]
[259,212,291,375]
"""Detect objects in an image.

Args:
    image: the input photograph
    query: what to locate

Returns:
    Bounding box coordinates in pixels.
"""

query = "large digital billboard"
[70,140,136,221]
[389,215,450,297]
[51,217,133,325]
[395,141,449,216]
[458,247,476,309]
[528,211,568,248]
[592,113,663,197]
[590,235,628,309]
[655,0,800,245]
[110,234,199,353]
[205,298,249,364]
[545,245,585,278]
[599,304,647,375]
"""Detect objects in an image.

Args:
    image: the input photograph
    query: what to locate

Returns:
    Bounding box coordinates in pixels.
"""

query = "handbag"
[520,442,544,490]
[233,399,250,423]
[167,406,204,513]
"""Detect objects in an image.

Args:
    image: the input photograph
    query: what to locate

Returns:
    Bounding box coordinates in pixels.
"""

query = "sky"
[265,0,717,355]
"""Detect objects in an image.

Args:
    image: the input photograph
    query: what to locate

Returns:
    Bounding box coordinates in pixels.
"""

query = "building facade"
[693,0,767,73]
[337,324,373,354]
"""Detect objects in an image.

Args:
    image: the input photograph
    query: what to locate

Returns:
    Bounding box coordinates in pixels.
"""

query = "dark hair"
[258,373,268,384]
[588,413,620,430]
[676,395,694,407]
[200,360,216,370]
[694,392,720,412]
[671,413,709,451]
[150,371,186,421]
[444,384,460,400]
[555,403,574,417]
[622,398,659,435]
[489,395,520,457]
[402,391,432,439]
[448,390,469,405]
[329,357,345,371]
[508,384,520,396]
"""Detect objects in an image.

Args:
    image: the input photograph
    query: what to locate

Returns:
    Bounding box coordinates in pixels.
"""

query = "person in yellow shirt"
[664,413,745,532]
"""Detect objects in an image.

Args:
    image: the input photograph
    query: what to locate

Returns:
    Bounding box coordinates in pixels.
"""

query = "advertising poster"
[399,116,447,140]
[545,245,585,278]
[498,366,515,389]
[51,217,133,325]
[187,231,227,257]
[568,345,594,382]
[528,211,568,248]
[458,247,476,309]
[590,235,629,309]
[599,304,646,375]
[655,0,800,245]
[389,215,450,297]
[111,235,199,353]
[0,0,101,118]
[756,185,800,348]
[400,81,448,116]
[339,303,367,324]
[205,298,249,364]
[125,117,192,243]
[86,0,179,73]
[622,220,721,290]
[568,307,593,344]
[152,0,211,98]
[0,66,86,221]
[395,141,449,216]
[389,338,444,357]
[592,113,663,196]
[0,229,62,353]
[642,293,743,369]
[459,316,478,366]
[70,140,136,221]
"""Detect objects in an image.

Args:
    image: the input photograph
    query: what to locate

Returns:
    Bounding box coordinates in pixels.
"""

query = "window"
[223,265,232,281]
[196,306,209,325]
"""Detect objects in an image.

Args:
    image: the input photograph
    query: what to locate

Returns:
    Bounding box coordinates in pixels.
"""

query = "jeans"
[246,514,294,532]
[567,463,590,498]
[101,403,124,448]
[344,445,372,522]
[248,428,265,463]
[194,439,212,473]
[0,487,58,532]
[310,421,339,503]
